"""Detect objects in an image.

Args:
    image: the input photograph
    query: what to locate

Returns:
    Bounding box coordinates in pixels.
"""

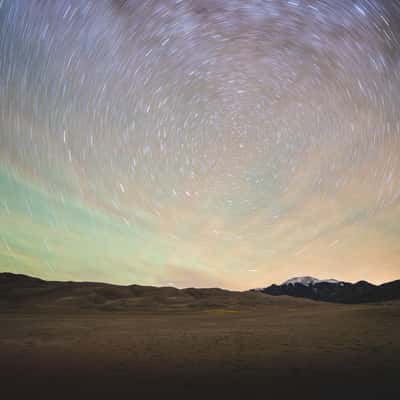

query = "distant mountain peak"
[256,276,400,304]
[282,276,340,287]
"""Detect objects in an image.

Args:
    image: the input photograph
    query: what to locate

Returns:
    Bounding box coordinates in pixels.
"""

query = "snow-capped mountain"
[255,277,400,303]
[281,276,341,287]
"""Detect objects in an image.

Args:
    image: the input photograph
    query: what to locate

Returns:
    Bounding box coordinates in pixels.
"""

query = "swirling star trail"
[1,0,400,289]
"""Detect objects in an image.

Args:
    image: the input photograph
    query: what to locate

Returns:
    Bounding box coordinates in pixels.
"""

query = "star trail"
[1,0,400,289]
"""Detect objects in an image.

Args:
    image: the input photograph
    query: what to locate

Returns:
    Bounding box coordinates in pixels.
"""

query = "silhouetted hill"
[256,276,400,303]
[0,272,312,312]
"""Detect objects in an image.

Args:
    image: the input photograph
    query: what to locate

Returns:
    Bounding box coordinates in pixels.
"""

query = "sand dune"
[0,272,314,312]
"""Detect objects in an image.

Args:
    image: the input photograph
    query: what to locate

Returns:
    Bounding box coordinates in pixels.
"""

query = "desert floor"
[1,300,400,399]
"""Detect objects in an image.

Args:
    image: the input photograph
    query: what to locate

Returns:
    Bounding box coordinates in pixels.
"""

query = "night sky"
[1,0,400,289]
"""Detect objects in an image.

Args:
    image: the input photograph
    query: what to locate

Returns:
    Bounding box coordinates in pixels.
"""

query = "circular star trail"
[1,0,400,288]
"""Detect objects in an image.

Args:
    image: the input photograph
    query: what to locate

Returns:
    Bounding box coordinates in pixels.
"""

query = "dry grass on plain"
[1,299,400,399]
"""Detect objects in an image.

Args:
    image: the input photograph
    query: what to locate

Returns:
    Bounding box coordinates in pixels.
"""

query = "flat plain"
[1,274,400,399]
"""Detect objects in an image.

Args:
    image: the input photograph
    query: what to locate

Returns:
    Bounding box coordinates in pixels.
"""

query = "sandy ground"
[1,301,400,399]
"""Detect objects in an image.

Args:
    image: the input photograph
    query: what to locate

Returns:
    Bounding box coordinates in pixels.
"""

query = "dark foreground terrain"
[1,273,400,399]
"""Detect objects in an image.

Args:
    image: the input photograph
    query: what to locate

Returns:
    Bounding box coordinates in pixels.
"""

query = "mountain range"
[1,272,400,308]
[256,276,400,303]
